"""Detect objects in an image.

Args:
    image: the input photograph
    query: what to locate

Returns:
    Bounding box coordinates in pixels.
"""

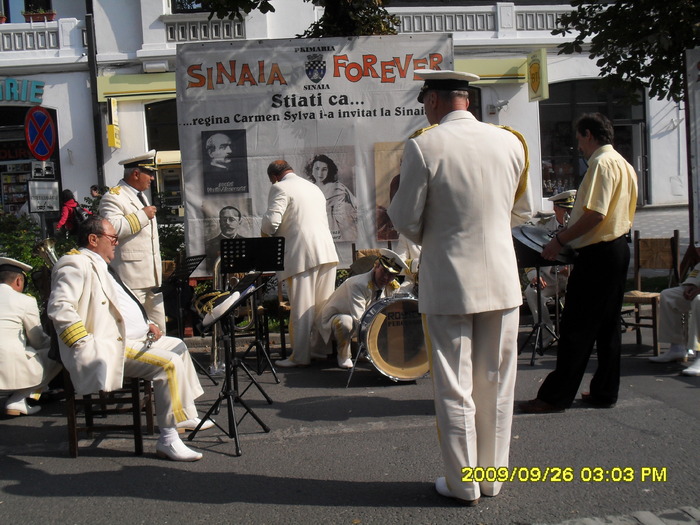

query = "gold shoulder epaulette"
[109,186,121,195]
[390,280,400,290]
[67,248,81,255]
[409,124,438,139]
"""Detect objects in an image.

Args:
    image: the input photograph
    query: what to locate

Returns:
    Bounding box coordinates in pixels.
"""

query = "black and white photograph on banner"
[203,198,255,274]
[302,148,357,242]
[201,130,249,195]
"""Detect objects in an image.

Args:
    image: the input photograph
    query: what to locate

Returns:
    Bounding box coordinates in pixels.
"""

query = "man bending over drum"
[318,249,408,369]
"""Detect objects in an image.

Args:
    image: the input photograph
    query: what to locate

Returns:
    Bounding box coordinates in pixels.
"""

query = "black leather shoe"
[580,393,616,409]
[519,398,564,414]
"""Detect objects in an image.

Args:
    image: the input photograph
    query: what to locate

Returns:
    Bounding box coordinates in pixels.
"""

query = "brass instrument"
[209,256,224,374]
[33,237,59,268]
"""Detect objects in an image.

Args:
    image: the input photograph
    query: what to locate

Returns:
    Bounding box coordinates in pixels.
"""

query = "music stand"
[167,254,217,385]
[512,225,573,366]
[221,237,284,382]
[187,284,272,456]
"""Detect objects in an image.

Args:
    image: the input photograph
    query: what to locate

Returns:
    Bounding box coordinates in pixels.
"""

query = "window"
[172,1,210,14]
[538,79,644,198]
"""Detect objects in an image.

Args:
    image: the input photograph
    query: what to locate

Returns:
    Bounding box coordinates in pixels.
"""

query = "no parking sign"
[24,106,56,161]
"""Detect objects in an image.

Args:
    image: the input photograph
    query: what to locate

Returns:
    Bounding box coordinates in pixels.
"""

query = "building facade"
[0,0,688,236]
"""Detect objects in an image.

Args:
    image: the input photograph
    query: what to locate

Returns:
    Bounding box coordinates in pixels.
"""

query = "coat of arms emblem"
[305,54,326,83]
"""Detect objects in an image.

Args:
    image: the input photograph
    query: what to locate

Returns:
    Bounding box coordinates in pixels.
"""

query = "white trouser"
[286,263,336,364]
[329,314,355,360]
[131,287,166,332]
[424,308,519,501]
[124,335,204,429]
[659,286,700,350]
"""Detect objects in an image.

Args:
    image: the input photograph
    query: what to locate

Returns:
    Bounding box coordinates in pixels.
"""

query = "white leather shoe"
[156,438,203,462]
[337,356,353,369]
[649,345,687,363]
[682,359,700,376]
[435,477,479,506]
[275,358,308,368]
[177,417,215,433]
[5,399,41,416]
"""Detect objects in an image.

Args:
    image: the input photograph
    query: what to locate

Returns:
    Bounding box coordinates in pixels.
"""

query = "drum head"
[362,298,429,381]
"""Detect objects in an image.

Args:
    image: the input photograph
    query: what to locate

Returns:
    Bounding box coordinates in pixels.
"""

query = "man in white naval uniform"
[262,160,339,367]
[319,249,407,368]
[0,257,61,416]
[99,152,165,329]
[649,263,700,375]
[389,70,531,505]
[48,217,212,461]
[523,190,575,345]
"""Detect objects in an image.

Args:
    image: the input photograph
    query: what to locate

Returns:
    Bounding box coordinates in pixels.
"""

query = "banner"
[176,35,452,276]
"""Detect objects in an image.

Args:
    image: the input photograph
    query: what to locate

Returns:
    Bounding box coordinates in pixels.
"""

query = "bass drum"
[358,296,429,381]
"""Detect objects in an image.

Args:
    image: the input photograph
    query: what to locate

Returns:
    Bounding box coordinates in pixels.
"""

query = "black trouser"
[537,235,629,408]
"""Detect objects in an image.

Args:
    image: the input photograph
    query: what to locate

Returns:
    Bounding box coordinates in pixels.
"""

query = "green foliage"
[0,213,77,299]
[300,0,398,38]
[158,222,185,262]
[204,0,399,37]
[554,0,700,102]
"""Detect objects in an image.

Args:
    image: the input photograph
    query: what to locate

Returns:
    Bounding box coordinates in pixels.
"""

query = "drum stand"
[519,265,559,366]
[187,308,272,456]
[345,342,367,389]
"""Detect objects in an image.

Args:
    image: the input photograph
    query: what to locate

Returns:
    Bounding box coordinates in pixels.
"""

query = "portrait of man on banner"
[203,198,254,274]
[303,150,358,242]
[202,130,249,195]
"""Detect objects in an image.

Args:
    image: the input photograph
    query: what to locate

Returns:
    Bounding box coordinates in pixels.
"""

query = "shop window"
[145,99,179,151]
[172,1,211,13]
[538,79,644,199]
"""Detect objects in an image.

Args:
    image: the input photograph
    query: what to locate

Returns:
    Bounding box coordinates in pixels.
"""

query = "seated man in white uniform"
[523,190,575,345]
[48,216,213,461]
[649,263,700,375]
[0,257,61,416]
[319,249,408,369]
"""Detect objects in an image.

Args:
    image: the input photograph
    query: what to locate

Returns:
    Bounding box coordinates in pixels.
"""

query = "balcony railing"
[161,14,245,43]
[0,18,85,57]
[392,5,572,37]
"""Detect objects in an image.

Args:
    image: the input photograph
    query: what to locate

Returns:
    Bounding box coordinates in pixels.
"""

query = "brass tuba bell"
[33,238,59,268]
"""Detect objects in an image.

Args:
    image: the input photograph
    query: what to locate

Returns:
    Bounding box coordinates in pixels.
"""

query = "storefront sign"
[527,48,549,102]
[27,180,59,212]
[0,77,45,104]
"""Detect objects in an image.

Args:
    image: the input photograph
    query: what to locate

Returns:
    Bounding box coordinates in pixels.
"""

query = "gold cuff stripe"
[60,322,89,347]
[126,213,141,234]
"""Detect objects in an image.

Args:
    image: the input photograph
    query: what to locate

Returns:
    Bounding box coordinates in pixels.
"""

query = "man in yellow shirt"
[521,113,637,412]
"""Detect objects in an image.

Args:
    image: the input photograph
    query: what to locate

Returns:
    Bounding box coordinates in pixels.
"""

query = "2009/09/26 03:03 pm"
[460,466,668,483]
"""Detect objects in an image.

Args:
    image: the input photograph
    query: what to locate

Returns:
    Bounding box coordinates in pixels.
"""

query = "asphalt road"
[1,324,699,525]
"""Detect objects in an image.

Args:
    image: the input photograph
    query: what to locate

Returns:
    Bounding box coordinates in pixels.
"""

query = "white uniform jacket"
[388,110,530,315]
[261,172,338,280]
[0,283,55,391]
[318,270,399,343]
[48,249,127,395]
[98,181,162,289]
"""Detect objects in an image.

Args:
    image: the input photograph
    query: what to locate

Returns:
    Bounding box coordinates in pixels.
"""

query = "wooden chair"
[64,370,154,457]
[622,229,680,356]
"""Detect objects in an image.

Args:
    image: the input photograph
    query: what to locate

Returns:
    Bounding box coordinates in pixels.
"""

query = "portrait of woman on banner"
[304,154,358,242]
